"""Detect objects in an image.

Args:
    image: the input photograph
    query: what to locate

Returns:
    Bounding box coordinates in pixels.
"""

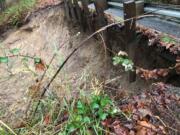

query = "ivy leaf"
[110,108,119,115]
[83,116,91,123]
[10,48,20,55]
[67,124,76,133]
[99,112,108,120]
[77,100,84,109]
[100,96,111,107]
[91,102,99,110]
[34,57,41,64]
[0,57,8,63]
[112,56,123,66]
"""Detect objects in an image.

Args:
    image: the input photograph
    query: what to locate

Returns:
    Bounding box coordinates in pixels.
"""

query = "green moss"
[161,35,177,44]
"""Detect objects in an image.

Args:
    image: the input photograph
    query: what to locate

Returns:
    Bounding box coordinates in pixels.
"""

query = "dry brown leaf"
[44,114,51,125]
[136,121,156,135]
[35,59,46,71]
[101,118,113,127]
[136,68,169,80]
[176,56,180,63]
[113,124,129,135]
[156,69,169,77]
[175,63,180,74]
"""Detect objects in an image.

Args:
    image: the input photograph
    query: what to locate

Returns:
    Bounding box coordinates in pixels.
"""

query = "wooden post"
[171,0,180,5]
[81,0,93,32]
[81,0,90,14]
[136,1,144,16]
[74,0,83,26]
[69,0,77,23]
[124,1,136,43]
[94,0,108,28]
[64,0,71,21]
[94,0,112,55]
[123,0,137,83]
[0,0,5,12]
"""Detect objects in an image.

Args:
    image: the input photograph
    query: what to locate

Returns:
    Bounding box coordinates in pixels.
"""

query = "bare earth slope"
[0,4,111,125]
[0,4,151,126]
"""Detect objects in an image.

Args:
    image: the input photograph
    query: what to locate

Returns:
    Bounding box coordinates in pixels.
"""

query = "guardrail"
[108,0,180,19]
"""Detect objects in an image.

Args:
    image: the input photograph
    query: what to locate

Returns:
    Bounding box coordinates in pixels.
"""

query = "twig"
[99,33,107,61]
[154,115,180,133]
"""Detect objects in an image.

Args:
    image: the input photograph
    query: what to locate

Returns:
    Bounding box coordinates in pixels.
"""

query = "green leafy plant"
[62,94,119,134]
[161,35,176,44]
[0,56,8,63]
[16,92,120,135]
[113,55,134,71]
[10,48,20,55]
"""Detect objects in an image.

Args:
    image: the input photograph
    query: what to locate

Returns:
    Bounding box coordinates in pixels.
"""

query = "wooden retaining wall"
[63,0,179,83]
[64,0,143,82]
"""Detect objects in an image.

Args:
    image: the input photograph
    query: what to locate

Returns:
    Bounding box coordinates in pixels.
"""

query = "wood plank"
[64,0,71,21]
[69,0,77,22]
[0,0,5,12]
[81,0,93,32]
[123,0,137,83]
[74,0,83,24]
[94,0,112,55]
[94,0,108,27]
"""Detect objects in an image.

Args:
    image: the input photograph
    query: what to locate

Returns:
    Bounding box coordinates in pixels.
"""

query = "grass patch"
[0,0,36,26]
[2,91,123,135]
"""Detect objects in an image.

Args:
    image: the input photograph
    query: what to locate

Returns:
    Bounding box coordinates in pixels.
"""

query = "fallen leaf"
[113,124,129,135]
[35,59,46,71]
[101,118,112,127]
[136,121,156,135]
[175,63,180,74]
[136,68,169,80]
[44,114,51,125]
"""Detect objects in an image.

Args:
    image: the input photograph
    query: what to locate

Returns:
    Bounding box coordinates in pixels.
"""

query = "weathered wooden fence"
[0,0,5,11]
[63,0,139,82]
[63,0,179,83]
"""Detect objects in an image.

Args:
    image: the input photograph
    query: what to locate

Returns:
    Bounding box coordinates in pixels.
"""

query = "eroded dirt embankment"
[0,3,113,125]
[0,4,160,126]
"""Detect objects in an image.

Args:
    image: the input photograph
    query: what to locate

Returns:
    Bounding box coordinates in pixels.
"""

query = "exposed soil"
[0,4,112,125]
[0,3,173,127]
